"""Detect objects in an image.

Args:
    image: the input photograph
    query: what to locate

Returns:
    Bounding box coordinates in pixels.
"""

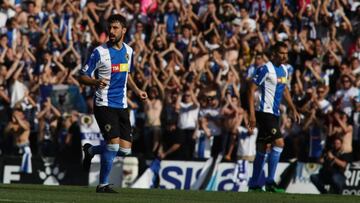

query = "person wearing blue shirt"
[78,14,147,193]
[248,42,300,192]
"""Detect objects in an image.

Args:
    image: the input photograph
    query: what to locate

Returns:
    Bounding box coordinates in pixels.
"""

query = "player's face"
[108,22,126,44]
[277,47,288,64]
[255,55,263,65]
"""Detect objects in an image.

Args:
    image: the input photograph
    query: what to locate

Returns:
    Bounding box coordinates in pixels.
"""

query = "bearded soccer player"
[78,14,147,193]
[248,42,300,192]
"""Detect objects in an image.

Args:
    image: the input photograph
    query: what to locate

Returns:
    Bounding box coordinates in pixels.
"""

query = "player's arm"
[283,86,301,123]
[248,82,257,130]
[127,53,147,100]
[128,74,147,100]
[78,75,106,88]
[78,73,109,89]
[248,65,267,130]
[78,50,108,89]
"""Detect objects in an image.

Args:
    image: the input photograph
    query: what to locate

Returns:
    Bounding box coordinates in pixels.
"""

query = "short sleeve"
[252,65,268,86]
[285,65,292,87]
[80,49,100,77]
[246,65,255,79]
[287,65,294,79]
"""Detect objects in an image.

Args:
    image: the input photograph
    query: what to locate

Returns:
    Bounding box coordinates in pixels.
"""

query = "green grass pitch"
[0,184,359,203]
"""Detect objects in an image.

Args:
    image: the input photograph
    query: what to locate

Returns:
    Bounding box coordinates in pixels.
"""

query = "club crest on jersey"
[112,63,129,72]
[125,53,129,62]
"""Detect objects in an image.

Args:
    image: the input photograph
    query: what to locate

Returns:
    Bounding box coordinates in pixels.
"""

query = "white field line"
[0,199,69,203]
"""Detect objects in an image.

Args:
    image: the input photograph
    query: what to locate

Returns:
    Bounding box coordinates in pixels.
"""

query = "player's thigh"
[117,108,132,144]
[255,112,273,145]
[266,114,282,142]
[94,106,121,141]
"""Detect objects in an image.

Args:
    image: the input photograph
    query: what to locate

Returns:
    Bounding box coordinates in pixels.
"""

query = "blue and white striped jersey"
[80,42,134,109]
[252,61,289,117]
[282,63,294,79]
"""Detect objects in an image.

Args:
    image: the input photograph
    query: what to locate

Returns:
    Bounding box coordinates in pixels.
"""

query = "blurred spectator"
[4,108,30,154]
[143,72,164,158]
[4,108,31,173]
[236,125,258,162]
[310,136,352,194]
[329,111,353,154]
[36,97,61,157]
[222,93,244,161]
[175,87,199,160]
[58,110,82,163]
[199,89,222,157]
[158,90,180,160]
[334,74,358,117]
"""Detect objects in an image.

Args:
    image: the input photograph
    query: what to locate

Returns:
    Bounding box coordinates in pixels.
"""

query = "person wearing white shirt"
[315,85,333,115]
[175,88,199,160]
[334,75,359,117]
[198,90,222,157]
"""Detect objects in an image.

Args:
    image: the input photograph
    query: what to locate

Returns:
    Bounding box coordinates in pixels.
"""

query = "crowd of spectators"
[0,0,359,165]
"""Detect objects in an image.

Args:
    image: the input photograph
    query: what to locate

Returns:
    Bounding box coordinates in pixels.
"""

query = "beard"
[281,58,288,64]
[109,33,123,44]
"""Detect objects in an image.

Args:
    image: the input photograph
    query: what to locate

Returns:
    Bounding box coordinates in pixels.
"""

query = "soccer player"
[247,42,300,192]
[78,14,147,193]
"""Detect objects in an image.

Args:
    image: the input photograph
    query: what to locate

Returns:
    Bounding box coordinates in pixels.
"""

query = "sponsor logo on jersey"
[277,77,287,84]
[112,63,129,72]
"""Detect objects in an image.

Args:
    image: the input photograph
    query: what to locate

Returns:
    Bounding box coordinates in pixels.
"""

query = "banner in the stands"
[0,156,87,185]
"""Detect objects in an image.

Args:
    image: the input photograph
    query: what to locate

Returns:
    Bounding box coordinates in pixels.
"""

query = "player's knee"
[108,137,121,145]
[273,138,284,148]
[118,146,131,156]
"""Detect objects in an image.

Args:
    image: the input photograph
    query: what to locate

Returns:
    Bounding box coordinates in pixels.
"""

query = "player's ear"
[122,27,127,35]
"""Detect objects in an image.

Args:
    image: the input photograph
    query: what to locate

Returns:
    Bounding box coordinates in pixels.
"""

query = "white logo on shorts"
[271,128,277,135]
[105,124,112,132]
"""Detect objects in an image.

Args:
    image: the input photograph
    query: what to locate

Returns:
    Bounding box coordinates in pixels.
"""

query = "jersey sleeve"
[285,65,292,87]
[287,64,294,78]
[252,65,268,86]
[246,65,255,80]
[80,49,100,77]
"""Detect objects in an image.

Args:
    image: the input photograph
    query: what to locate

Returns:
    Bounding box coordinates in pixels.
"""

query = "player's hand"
[248,115,256,130]
[137,90,148,100]
[95,78,109,89]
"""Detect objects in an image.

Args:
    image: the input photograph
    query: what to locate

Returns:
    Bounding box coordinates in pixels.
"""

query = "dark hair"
[27,0,36,6]
[337,110,353,125]
[255,52,264,57]
[340,60,350,67]
[182,24,192,31]
[266,19,274,25]
[107,14,127,28]
[213,47,224,55]
[317,84,326,90]
[0,34,7,39]
[272,41,287,52]
[28,15,36,20]
[340,74,352,83]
